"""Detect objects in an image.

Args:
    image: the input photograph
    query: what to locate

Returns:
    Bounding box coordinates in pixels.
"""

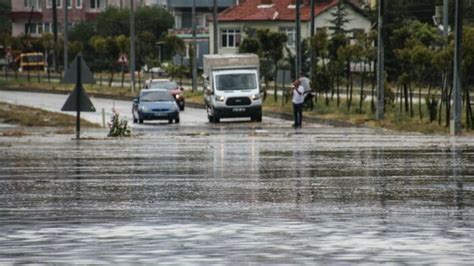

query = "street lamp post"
[451,0,463,135]
[295,0,301,78]
[64,0,69,72]
[213,0,218,54]
[376,0,385,120]
[192,0,198,92]
[130,0,136,93]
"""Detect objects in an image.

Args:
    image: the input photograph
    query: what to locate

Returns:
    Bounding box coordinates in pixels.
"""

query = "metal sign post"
[61,55,96,140]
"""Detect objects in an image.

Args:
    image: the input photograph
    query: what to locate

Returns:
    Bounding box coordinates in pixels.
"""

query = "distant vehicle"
[203,54,262,123]
[16,52,46,72]
[144,79,185,111]
[132,89,180,124]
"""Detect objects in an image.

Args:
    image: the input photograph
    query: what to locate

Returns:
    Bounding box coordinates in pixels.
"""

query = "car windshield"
[149,81,178,90]
[140,91,174,102]
[215,73,257,91]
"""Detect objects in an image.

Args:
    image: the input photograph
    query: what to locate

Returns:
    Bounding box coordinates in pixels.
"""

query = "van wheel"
[139,119,144,124]
[256,115,262,122]
[175,117,180,123]
[213,116,220,123]
[168,119,173,124]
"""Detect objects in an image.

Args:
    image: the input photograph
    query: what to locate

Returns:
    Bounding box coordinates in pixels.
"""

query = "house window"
[280,27,295,47]
[44,22,51,33]
[221,29,241,48]
[76,0,82,8]
[67,0,72,8]
[90,0,105,9]
[47,0,63,8]
[25,22,43,35]
[24,0,40,9]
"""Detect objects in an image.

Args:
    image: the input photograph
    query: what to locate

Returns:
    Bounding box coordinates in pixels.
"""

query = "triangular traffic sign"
[62,55,96,84]
[61,85,96,112]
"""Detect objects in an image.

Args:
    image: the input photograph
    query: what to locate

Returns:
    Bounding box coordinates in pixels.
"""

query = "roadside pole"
[310,0,315,77]
[130,0,136,94]
[376,0,385,120]
[295,0,301,78]
[451,0,463,135]
[192,0,198,92]
[64,0,69,72]
[213,0,218,54]
[76,55,82,140]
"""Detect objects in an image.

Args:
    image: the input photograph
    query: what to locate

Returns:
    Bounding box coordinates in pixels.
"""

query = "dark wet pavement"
[0,122,473,264]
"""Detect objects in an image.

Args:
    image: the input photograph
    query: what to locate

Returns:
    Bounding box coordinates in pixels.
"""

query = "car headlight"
[251,94,260,100]
[215,95,225,102]
[140,106,148,112]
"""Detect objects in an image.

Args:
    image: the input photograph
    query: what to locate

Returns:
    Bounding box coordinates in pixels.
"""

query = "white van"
[203,54,262,123]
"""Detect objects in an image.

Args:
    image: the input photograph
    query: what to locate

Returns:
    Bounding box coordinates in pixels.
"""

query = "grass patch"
[0,102,100,128]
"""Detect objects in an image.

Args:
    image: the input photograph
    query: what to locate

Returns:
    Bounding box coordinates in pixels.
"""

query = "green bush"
[108,109,131,137]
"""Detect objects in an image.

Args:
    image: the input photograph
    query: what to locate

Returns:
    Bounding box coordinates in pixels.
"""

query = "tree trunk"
[438,73,446,125]
[274,63,278,103]
[446,79,453,127]
[466,89,473,129]
[336,73,340,107]
[403,83,409,113]
[409,84,414,117]
[418,85,423,120]
[109,66,114,88]
[346,61,350,110]
[359,62,365,113]
[121,63,125,87]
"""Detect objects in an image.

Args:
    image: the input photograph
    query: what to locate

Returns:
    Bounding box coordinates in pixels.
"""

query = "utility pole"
[192,0,198,92]
[295,0,301,78]
[213,0,218,54]
[443,0,449,36]
[310,0,315,77]
[376,0,385,120]
[130,0,136,93]
[451,0,463,135]
[64,0,69,72]
[52,0,58,72]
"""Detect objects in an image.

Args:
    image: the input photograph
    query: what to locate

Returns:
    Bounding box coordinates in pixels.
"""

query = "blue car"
[132,89,180,124]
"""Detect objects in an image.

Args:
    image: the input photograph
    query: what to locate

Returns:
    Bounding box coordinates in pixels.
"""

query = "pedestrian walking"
[292,79,304,128]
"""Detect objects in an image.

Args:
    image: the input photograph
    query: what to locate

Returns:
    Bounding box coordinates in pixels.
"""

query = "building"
[10,0,146,37]
[209,0,372,55]
[160,0,237,68]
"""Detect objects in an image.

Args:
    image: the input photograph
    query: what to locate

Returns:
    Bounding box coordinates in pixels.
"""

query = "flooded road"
[1,90,473,263]
[0,125,473,264]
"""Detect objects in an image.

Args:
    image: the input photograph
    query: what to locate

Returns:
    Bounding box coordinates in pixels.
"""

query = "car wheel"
[168,119,173,124]
[213,115,220,123]
[175,117,180,123]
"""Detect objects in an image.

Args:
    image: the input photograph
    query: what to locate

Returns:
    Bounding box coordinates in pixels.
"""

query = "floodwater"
[0,123,472,264]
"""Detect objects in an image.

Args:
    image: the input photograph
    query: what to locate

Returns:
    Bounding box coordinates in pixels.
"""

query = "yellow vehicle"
[16,52,46,72]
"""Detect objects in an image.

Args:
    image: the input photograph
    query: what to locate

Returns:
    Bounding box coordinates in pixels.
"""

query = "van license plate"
[233,108,245,112]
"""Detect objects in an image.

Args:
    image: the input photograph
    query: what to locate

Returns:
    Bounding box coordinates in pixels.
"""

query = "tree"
[327,1,351,35]
[96,7,130,37]
[115,34,129,87]
[257,29,287,102]
[135,6,174,40]
[90,35,107,85]
[239,38,261,55]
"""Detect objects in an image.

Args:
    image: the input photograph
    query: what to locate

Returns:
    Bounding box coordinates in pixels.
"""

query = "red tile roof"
[217,0,347,22]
